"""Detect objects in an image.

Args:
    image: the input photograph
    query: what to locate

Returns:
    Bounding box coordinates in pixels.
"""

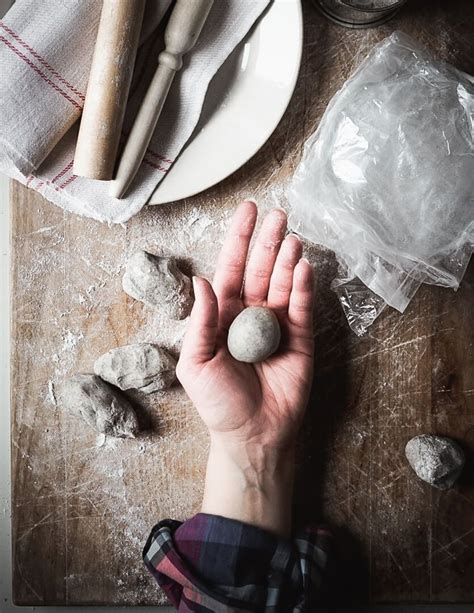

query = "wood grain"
[11,0,474,605]
[74,0,146,180]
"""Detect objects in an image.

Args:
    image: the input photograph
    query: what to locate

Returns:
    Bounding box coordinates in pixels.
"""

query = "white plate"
[150,0,303,205]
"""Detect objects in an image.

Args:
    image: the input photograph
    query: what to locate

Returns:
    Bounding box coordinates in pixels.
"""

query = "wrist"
[210,434,295,476]
[201,436,296,537]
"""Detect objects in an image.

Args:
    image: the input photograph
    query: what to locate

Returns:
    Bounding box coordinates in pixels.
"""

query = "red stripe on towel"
[146,149,173,165]
[58,175,78,189]
[143,158,168,173]
[0,21,85,101]
[0,36,82,110]
[51,160,74,184]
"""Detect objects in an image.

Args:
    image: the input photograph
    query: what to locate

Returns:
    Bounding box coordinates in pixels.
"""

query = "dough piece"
[94,343,176,394]
[227,306,281,363]
[123,250,192,319]
[405,435,465,489]
[58,374,139,438]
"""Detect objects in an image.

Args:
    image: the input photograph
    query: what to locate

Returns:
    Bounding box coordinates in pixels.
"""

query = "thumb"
[179,276,218,368]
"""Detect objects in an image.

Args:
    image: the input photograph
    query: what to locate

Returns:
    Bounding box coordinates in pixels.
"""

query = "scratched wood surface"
[11,0,474,605]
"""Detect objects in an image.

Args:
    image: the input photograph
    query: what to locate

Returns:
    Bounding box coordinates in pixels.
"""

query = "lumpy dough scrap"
[405,434,465,489]
[122,250,193,319]
[94,343,176,394]
[227,306,281,363]
[58,374,139,438]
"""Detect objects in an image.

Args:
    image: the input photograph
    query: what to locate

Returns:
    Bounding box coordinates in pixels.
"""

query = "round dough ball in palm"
[227,306,281,363]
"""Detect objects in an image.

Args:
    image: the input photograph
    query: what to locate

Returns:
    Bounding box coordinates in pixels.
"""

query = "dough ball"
[405,434,465,489]
[123,250,193,319]
[227,306,281,363]
[57,374,139,438]
[94,343,176,394]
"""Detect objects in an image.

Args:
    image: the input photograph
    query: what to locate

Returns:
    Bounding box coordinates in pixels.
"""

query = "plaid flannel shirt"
[143,513,331,612]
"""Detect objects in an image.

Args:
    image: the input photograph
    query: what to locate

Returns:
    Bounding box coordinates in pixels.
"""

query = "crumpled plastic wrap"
[288,32,474,335]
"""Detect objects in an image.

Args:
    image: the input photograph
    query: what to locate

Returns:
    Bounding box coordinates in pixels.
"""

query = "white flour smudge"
[61,330,84,352]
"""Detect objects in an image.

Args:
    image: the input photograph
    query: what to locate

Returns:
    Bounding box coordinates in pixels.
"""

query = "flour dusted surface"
[12,199,234,605]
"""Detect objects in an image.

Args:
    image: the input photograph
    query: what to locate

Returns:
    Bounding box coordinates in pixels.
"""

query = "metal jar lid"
[313,0,407,28]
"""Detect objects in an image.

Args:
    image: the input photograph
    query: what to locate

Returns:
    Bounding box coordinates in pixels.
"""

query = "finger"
[286,259,315,351]
[213,201,257,303]
[178,277,218,367]
[267,234,302,313]
[242,208,287,305]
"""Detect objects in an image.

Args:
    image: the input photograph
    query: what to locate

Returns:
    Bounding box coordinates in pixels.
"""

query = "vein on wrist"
[201,436,296,536]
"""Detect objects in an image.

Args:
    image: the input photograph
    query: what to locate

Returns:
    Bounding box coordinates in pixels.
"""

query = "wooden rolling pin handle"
[160,0,214,69]
[158,50,183,73]
[74,0,146,181]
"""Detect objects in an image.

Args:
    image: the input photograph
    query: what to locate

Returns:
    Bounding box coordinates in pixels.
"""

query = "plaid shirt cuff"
[143,513,331,612]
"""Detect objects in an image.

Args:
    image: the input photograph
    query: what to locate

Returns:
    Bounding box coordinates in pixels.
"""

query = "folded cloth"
[0,0,270,223]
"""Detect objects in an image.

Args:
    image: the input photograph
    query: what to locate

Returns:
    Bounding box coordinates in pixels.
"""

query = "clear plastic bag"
[288,32,474,335]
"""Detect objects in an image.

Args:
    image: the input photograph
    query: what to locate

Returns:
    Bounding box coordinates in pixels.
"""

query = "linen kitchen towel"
[0,0,270,223]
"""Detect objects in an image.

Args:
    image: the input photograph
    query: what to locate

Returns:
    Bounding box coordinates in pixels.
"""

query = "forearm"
[201,436,295,537]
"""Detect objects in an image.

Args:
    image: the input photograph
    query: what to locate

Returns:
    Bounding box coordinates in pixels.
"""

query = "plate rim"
[150,0,303,205]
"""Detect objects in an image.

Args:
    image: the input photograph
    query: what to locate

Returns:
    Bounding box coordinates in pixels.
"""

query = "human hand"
[177,200,314,452]
[176,201,315,535]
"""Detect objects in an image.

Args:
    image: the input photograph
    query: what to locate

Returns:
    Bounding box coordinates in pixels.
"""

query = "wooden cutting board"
[11,1,474,605]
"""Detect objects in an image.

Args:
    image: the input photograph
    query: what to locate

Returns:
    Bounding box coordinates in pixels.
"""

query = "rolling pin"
[110,0,215,199]
[74,0,146,180]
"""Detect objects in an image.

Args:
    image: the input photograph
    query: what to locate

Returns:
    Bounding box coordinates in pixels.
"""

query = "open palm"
[176,201,315,451]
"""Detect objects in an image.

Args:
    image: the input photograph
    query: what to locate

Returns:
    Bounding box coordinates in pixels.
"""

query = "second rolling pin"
[74,0,146,180]
[110,0,215,199]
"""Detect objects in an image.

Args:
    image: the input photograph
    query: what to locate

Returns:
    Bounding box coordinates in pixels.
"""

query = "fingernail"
[192,276,199,292]
[286,233,301,242]
[300,257,310,265]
